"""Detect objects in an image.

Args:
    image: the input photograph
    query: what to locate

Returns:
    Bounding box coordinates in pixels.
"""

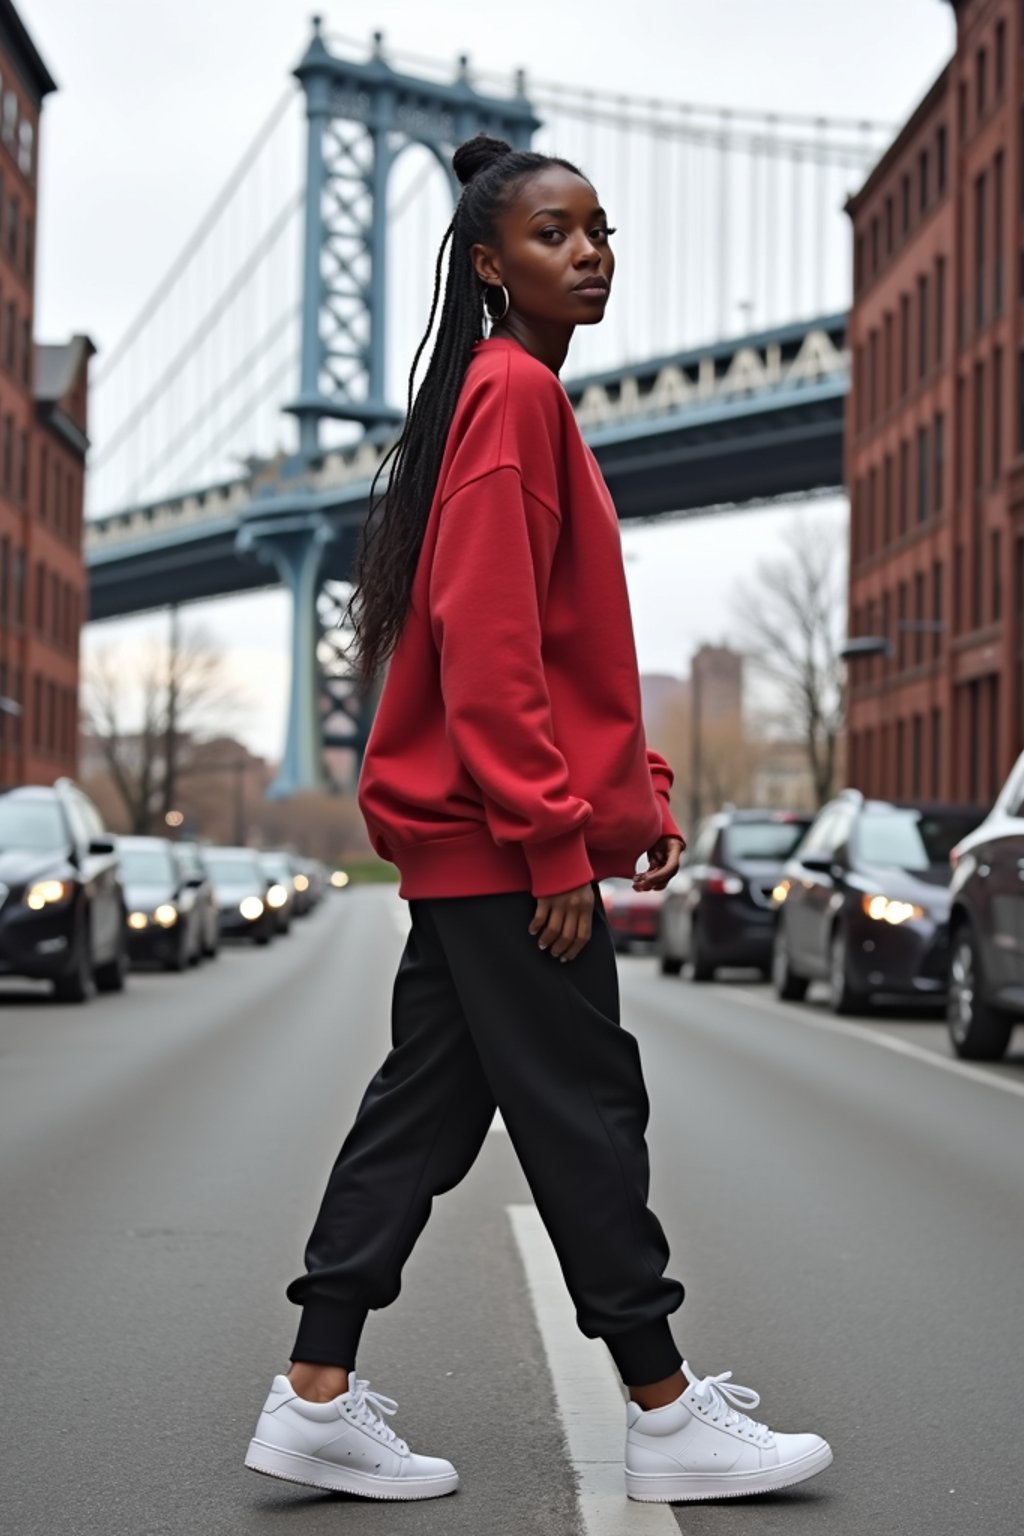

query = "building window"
[896,718,906,797]
[866,467,877,553]
[974,171,986,328]
[993,345,1004,481]
[899,438,909,535]
[914,573,925,664]
[3,298,15,370]
[937,124,948,195]
[918,149,929,214]
[898,581,908,669]
[917,424,930,522]
[884,196,894,255]
[932,560,943,658]
[900,293,910,394]
[956,375,966,501]
[1,90,16,151]
[5,197,17,265]
[20,318,28,386]
[17,119,32,179]
[22,215,31,281]
[992,528,1003,621]
[931,708,941,797]
[974,360,985,489]
[977,46,988,118]
[868,329,878,421]
[870,216,880,276]
[883,311,893,409]
[995,150,1005,314]
[972,520,983,629]
[997,19,1007,94]
[883,453,893,543]
[918,273,929,378]
[934,411,945,512]
[17,429,27,504]
[912,714,923,796]
[955,541,964,632]
[936,255,946,362]
[901,172,911,234]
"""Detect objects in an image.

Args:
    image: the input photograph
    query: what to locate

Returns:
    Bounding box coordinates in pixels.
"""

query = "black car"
[772,790,982,1014]
[257,850,296,935]
[203,846,276,945]
[658,808,813,979]
[947,749,1024,1060]
[0,780,128,1002]
[117,835,206,972]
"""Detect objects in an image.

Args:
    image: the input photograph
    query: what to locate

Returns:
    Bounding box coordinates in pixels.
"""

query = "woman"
[245,134,832,1505]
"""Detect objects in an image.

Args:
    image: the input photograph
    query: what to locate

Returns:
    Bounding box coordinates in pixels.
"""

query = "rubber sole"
[245,1439,459,1500]
[625,1440,834,1502]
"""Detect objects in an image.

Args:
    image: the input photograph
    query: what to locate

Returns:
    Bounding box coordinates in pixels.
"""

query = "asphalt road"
[2,886,1022,1536]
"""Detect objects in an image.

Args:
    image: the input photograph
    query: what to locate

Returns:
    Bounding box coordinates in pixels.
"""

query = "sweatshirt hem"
[389,829,649,900]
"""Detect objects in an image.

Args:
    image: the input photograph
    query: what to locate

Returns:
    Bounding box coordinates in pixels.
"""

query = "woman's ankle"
[288,1361,351,1402]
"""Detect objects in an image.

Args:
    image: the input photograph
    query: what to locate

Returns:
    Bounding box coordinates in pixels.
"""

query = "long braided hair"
[349,133,585,684]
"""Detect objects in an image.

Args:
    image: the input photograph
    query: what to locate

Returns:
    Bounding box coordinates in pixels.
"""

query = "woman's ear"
[470,242,503,287]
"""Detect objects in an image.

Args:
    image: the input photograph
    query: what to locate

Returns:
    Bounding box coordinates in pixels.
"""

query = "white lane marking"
[714,984,1024,1103]
[507,1205,677,1536]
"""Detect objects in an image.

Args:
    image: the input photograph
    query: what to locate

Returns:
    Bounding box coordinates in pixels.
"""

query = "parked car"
[599,876,662,951]
[772,790,982,1014]
[176,841,220,959]
[202,847,276,945]
[117,835,206,972]
[0,779,128,1002]
[257,850,296,935]
[947,750,1024,1060]
[659,808,813,979]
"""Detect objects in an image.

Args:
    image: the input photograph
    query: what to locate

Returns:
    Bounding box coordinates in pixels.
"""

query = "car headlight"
[293,873,309,892]
[330,870,349,888]
[772,879,791,905]
[266,883,288,909]
[127,911,149,930]
[239,896,264,921]
[24,878,73,910]
[861,894,925,925]
[153,903,179,927]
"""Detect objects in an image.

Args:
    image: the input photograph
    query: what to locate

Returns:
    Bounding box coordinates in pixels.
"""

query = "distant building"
[845,0,1021,806]
[0,1,92,788]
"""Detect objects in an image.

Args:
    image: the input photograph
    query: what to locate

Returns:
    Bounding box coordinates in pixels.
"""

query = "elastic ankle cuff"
[604,1318,682,1387]
[291,1299,367,1369]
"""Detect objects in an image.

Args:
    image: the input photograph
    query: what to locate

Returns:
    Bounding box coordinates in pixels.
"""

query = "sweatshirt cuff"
[657,793,683,842]
[524,826,595,899]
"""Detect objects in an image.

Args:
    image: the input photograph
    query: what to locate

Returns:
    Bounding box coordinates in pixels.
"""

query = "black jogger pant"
[287,886,684,1386]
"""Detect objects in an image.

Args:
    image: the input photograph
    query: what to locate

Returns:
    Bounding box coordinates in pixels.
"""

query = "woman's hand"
[632,835,685,893]
[529,883,595,962]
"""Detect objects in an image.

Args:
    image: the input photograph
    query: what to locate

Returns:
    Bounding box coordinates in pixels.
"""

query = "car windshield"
[856,808,981,870]
[722,819,812,862]
[261,856,292,880]
[118,846,177,884]
[0,798,66,851]
[205,856,260,884]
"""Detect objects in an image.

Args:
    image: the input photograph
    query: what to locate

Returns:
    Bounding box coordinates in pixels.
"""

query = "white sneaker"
[624,1360,833,1502]
[245,1374,459,1500]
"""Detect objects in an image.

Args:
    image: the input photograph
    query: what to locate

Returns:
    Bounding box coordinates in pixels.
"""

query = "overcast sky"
[19,0,956,760]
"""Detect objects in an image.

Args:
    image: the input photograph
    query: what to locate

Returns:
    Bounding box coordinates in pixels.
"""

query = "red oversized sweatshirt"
[357,336,683,900]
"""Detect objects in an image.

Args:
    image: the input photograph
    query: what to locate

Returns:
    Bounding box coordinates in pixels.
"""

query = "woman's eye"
[538,228,565,242]
[592,226,617,241]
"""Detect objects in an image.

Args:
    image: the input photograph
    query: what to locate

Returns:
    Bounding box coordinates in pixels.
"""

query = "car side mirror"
[89,836,116,855]
[799,853,835,875]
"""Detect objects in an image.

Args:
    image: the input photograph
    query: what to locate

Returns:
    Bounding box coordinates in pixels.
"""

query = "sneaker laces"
[682,1361,774,1446]
[345,1378,409,1456]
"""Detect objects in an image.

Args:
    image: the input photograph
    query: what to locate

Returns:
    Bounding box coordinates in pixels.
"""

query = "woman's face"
[472,165,615,328]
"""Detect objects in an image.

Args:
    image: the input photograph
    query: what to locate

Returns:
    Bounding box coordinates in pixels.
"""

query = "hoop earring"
[483,283,510,328]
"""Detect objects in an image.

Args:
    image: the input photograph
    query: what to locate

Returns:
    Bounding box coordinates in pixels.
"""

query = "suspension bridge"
[84,18,891,796]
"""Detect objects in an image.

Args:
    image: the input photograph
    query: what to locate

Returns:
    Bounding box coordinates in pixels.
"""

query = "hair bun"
[452,134,514,187]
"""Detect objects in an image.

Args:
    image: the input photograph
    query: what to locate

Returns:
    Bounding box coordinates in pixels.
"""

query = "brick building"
[0,0,91,789]
[845,0,1023,807]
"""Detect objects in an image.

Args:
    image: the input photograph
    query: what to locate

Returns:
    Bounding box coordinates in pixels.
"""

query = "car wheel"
[689,922,715,982]
[254,920,273,946]
[772,921,809,1002]
[52,924,97,1004]
[95,927,129,993]
[829,927,870,1016]
[659,949,683,976]
[947,925,1014,1061]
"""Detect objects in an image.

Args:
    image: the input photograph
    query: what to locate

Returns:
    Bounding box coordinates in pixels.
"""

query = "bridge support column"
[236,513,338,800]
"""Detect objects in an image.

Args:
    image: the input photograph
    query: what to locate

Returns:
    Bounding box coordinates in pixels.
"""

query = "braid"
[349,134,585,684]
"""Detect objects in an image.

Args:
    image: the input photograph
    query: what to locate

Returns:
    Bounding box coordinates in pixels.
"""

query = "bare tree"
[733,518,846,808]
[83,614,252,833]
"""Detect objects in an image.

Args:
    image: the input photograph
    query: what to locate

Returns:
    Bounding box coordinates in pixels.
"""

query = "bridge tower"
[240,18,539,798]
